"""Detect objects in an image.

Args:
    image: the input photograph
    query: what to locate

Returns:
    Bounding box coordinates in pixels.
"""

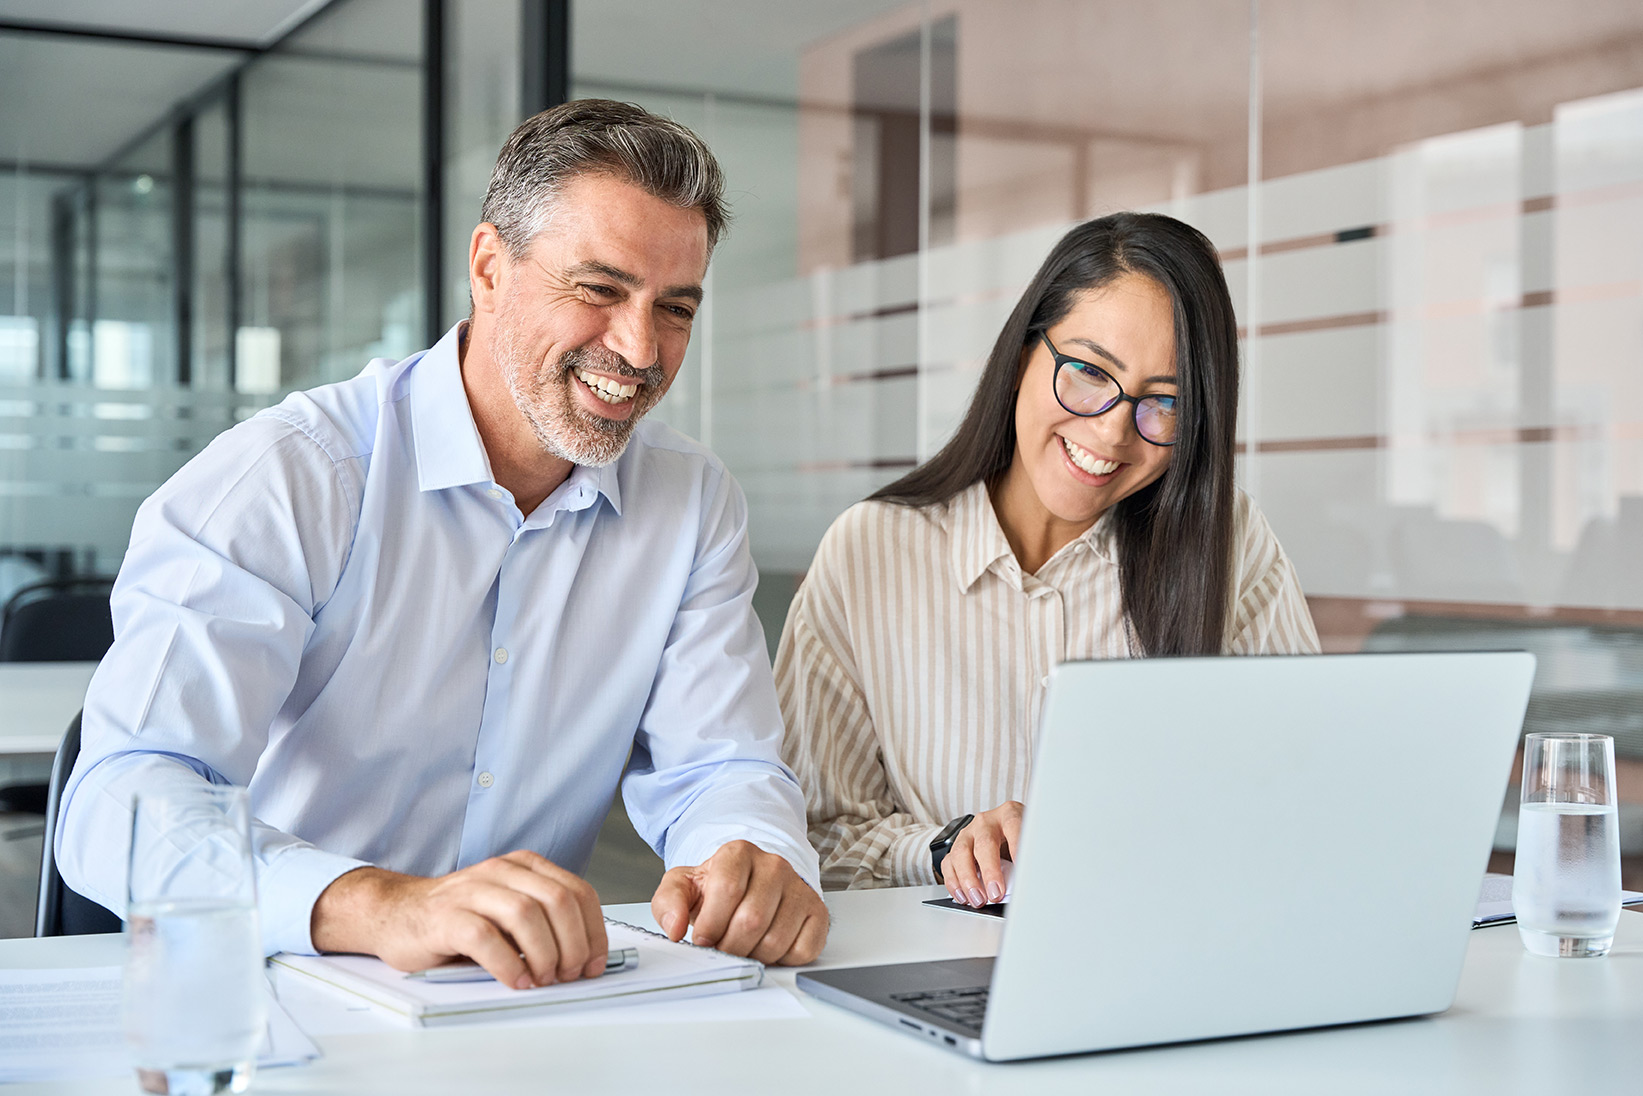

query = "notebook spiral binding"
[603,916,767,986]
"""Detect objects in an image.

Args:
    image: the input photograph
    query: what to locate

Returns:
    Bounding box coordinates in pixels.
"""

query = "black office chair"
[0,576,116,663]
[35,711,123,936]
[0,576,115,815]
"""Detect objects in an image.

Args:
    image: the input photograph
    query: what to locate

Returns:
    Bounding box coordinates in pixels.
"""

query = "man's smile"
[573,366,640,405]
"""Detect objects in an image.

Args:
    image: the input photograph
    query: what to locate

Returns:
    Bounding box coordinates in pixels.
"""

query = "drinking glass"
[1511,733,1622,958]
[124,785,267,1095]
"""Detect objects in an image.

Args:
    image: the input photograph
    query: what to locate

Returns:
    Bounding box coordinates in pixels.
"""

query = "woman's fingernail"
[515,974,534,990]
[967,887,986,907]
[987,882,1003,903]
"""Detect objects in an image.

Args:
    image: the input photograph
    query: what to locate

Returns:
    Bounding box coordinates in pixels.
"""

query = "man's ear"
[469,223,508,315]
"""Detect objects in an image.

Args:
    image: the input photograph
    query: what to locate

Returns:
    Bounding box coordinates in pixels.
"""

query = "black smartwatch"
[929,814,975,883]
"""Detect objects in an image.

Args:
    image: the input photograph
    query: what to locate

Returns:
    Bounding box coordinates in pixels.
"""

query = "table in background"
[0,662,98,757]
[2,886,1640,1095]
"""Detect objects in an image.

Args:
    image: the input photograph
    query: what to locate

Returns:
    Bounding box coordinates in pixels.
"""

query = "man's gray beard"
[495,329,667,468]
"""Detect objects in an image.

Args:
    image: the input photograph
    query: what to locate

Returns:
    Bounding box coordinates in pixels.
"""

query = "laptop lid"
[982,651,1535,1061]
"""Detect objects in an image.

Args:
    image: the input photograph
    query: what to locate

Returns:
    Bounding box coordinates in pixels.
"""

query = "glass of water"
[1511,733,1622,958]
[124,785,266,1095]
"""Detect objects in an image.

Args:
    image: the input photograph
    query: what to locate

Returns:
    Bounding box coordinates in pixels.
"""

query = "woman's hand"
[941,801,1023,906]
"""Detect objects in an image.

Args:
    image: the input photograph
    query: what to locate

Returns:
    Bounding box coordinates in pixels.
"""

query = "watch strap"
[928,813,975,883]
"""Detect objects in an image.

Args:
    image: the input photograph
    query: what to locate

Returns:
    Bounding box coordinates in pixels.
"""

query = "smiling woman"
[775,212,1321,898]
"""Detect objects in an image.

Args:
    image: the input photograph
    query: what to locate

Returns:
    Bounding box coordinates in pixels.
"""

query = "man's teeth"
[575,368,639,404]
[1062,436,1119,476]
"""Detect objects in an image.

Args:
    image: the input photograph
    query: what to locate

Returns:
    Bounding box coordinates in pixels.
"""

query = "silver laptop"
[797,651,1536,1061]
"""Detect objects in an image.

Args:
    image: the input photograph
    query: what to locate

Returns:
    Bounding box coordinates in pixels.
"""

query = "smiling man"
[57,100,828,984]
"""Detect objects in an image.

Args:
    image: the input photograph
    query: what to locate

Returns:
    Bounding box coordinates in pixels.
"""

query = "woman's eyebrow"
[1066,337,1176,385]
[1066,337,1128,371]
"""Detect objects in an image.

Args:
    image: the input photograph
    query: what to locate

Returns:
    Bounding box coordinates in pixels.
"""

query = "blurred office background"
[2,0,1642,925]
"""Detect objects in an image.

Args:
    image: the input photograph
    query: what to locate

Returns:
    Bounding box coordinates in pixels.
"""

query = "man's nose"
[603,303,660,369]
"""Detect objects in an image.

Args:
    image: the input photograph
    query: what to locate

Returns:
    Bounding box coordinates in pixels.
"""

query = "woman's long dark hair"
[870,212,1239,656]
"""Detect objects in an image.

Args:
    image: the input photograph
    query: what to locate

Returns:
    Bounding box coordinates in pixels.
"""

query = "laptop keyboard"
[891,986,989,1035]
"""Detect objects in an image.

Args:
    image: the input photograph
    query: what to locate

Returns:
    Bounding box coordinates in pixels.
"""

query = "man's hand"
[942,801,1023,907]
[310,851,608,990]
[650,840,828,965]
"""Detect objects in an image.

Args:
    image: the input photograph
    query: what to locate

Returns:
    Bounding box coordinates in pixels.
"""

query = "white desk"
[3,886,1642,1094]
[0,661,97,756]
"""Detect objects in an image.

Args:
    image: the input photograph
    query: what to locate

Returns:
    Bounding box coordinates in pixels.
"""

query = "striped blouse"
[775,479,1320,890]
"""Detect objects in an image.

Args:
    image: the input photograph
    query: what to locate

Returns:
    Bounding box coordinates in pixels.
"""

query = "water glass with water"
[124,785,266,1095]
[1511,733,1621,958]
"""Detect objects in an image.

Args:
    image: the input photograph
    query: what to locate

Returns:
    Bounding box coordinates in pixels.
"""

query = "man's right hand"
[309,851,608,990]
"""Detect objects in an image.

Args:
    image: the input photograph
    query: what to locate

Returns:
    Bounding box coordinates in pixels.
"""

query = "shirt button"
[487,488,503,500]
[1041,675,1051,688]
[494,647,508,664]
[477,771,494,789]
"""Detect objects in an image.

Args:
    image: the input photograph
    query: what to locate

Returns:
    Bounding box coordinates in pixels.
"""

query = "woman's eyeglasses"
[1041,332,1177,447]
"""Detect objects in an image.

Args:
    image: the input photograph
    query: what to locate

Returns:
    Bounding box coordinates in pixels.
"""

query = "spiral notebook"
[269,918,762,1027]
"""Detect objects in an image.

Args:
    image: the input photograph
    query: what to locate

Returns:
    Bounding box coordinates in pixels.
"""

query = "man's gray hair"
[481,99,729,256]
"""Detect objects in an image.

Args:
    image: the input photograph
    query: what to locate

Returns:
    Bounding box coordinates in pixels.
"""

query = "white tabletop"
[3,886,1642,1094]
[0,661,97,755]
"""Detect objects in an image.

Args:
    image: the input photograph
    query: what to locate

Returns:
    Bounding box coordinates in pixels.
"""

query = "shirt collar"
[1079,506,1118,564]
[409,321,493,493]
[406,321,623,516]
[947,480,1017,593]
[945,478,1120,592]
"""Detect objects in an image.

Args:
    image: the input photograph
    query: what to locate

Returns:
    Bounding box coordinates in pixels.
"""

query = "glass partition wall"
[3,1,1642,871]
[575,1,1643,884]
[0,0,430,593]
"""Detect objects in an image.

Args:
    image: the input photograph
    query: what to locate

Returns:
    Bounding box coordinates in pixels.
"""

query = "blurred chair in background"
[35,711,122,936]
[0,577,115,816]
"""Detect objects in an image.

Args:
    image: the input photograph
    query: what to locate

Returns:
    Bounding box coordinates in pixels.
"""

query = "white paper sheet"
[0,966,320,1083]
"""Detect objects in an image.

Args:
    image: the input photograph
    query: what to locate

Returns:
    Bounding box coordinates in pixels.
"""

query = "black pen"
[406,946,640,983]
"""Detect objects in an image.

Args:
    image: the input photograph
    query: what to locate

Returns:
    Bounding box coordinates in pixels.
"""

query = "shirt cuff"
[664,821,822,895]
[889,823,945,887]
[257,844,371,956]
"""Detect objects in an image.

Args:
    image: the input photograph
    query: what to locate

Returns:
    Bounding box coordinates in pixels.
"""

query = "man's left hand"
[650,840,828,965]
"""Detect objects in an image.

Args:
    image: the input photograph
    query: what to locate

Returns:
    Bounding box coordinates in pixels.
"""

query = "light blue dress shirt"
[57,323,818,955]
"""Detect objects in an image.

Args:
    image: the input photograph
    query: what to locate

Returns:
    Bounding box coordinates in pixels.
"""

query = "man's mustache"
[560,347,666,388]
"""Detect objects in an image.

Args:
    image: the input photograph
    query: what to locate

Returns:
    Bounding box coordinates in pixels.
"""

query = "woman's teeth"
[1063,436,1119,476]
[575,368,639,404]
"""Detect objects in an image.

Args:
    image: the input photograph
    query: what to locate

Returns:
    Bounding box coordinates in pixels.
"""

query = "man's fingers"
[689,844,755,949]
[463,882,561,986]
[650,868,698,942]
[491,854,606,980]
[449,910,534,990]
[780,906,829,966]
[712,855,785,956]
[748,887,807,965]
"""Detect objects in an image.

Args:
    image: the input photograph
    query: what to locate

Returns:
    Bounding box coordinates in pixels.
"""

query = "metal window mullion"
[226,73,243,394]
[521,0,571,116]
[421,0,446,345]
[172,116,195,388]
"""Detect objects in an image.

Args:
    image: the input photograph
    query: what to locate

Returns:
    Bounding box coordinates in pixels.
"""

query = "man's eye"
[665,305,696,320]
[582,284,618,298]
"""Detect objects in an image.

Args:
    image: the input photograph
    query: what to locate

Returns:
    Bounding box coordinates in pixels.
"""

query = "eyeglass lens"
[1054,363,1178,445]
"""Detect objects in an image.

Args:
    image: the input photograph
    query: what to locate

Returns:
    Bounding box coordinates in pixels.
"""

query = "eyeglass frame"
[1039,331,1178,448]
